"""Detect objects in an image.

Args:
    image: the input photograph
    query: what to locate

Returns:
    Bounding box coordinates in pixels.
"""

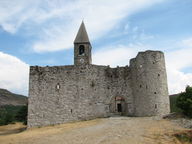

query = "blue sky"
[0,0,192,95]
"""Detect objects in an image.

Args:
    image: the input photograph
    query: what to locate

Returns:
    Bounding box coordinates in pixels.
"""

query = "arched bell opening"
[79,45,85,55]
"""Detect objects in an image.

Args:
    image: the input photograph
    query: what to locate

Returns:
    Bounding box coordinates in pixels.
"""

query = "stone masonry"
[27,22,170,128]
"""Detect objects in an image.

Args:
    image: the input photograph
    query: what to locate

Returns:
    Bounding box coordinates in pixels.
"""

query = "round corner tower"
[130,50,170,116]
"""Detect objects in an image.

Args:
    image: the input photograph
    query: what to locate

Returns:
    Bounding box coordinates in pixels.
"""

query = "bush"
[169,95,182,113]
[0,105,28,126]
[0,107,14,125]
[15,105,28,125]
[176,86,192,118]
[0,107,7,125]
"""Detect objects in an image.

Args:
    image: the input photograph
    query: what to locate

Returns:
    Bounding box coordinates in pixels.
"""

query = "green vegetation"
[0,105,28,126]
[176,86,192,118]
[169,94,182,113]
[174,130,192,143]
[15,105,28,125]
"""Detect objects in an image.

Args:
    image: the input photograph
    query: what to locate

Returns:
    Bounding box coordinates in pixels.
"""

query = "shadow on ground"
[0,127,26,136]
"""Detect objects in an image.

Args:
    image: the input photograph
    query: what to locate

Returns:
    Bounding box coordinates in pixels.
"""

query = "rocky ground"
[0,116,191,144]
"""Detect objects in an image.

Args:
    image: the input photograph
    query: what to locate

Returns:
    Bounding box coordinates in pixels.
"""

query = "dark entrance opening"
[117,104,122,112]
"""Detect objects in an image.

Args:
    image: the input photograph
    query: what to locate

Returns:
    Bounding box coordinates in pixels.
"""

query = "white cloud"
[93,44,149,67]
[182,38,192,47]
[165,37,192,94]
[0,52,29,95]
[166,68,192,94]
[0,0,164,52]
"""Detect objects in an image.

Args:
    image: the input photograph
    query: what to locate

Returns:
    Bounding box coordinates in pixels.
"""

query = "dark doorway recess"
[117,104,122,112]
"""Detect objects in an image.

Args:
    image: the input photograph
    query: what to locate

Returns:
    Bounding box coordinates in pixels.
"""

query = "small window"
[56,83,60,90]
[140,85,142,88]
[155,104,157,109]
[79,45,85,55]
[91,81,95,87]
[154,92,157,94]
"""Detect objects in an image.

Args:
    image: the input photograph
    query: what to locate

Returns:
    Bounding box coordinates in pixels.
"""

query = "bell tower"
[74,21,92,65]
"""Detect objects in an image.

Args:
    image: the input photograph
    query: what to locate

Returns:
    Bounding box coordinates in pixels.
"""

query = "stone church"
[28,22,170,128]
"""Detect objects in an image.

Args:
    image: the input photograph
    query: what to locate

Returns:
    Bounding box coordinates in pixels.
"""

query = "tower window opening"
[56,83,60,90]
[79,45,85,55]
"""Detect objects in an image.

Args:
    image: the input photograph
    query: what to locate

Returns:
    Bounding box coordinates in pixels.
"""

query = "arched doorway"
[109,96,126,115]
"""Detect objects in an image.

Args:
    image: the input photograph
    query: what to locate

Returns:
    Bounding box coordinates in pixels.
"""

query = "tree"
[0,107,14,125]
[176,86,192,118]
[15,105,28,125]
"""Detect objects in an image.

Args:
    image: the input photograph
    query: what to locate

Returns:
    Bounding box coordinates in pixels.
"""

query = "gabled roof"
[74,21,90,43]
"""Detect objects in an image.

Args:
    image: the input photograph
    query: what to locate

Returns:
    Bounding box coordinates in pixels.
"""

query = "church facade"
[27,22,170,128]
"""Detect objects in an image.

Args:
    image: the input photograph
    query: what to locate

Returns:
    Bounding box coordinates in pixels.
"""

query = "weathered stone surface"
[27,23,170,128]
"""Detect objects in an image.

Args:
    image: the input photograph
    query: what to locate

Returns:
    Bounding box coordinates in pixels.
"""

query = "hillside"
[0,88,27,106]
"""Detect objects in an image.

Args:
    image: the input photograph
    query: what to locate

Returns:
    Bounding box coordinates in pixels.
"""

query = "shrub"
[0,105,28,126]
[176,86,192,118]
[15,105,28,125]
[0,107,14,125]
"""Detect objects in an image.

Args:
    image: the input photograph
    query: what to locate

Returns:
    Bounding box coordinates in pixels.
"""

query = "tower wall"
[130,51,170,116]
[74,43,92,65]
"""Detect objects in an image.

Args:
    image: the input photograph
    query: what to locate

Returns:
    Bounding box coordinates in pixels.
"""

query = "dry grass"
[0,117,190,144]
[0,119,102,144]
[173,130,192,144]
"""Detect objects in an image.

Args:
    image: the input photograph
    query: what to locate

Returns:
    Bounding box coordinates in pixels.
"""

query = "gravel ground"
[163,113,192,129]
[0,117,188,144]
[171,118,192,129]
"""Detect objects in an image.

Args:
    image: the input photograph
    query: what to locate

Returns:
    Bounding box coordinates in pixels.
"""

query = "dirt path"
[0,117,187,144]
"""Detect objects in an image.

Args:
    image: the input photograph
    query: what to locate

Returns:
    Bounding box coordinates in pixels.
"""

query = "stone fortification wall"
[28,64,133,128]
[28,50,170,128]
[104,66,134,115]
[130,50,170,116]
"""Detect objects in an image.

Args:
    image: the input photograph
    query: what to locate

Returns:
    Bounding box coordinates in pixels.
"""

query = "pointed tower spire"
[74,21,90,43]
[74,21,92,65]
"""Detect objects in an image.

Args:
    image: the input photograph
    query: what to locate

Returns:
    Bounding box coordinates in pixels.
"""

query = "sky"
[0,0,192,95]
